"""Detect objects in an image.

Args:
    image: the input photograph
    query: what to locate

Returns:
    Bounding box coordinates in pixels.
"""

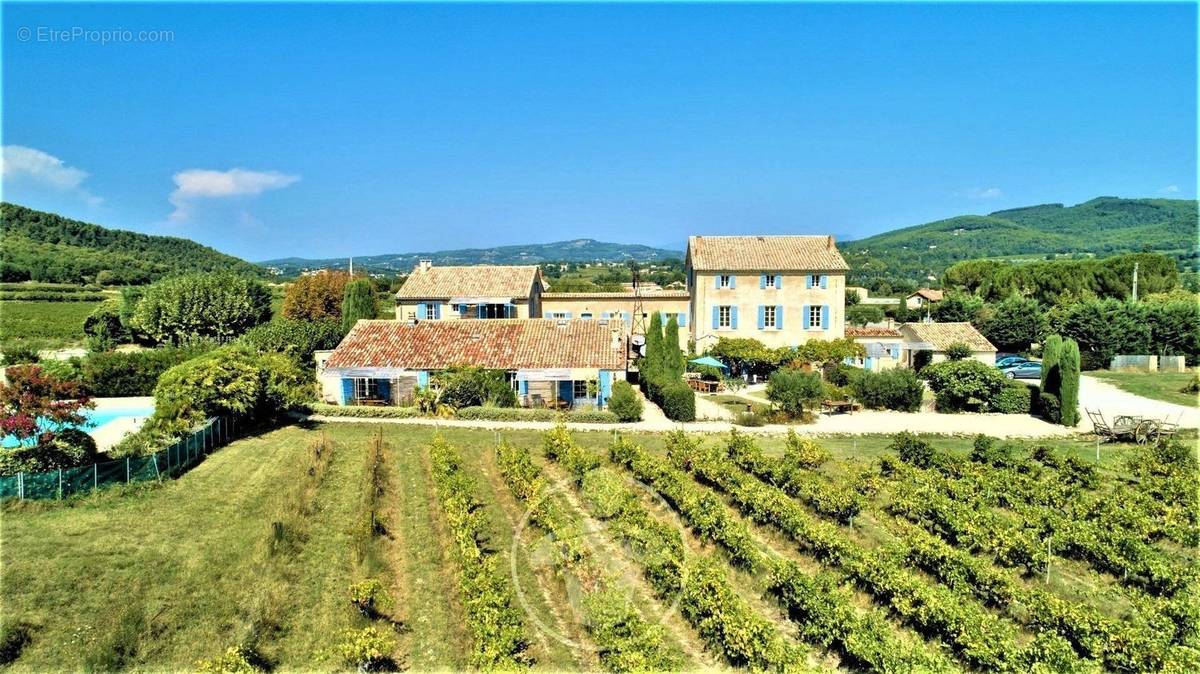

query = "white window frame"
[354,378,379,400]
[580,312,593,320]
[763,305,777,328]
[765,274,777,289]
[572,379,593,399]
[424,304,437,320]
[718,305,732,329]
[808,305,823,328]
[718,274,732,288]
[809,274,821,288]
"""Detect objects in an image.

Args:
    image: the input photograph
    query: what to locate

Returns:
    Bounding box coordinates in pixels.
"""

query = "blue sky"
[3,2,1196,261]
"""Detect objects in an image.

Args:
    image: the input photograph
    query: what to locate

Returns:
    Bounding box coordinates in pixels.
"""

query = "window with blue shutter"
[712,306,719,329]
[730,306,738,329]
[821,305,830,330]
[340,378,354,405]
[820,275,828,290]
[759,274,767,289]
[776,275,782,289]
[730,275,737,289]
[802,304,811,329]
[776,305,784,330]
[601,311,610,320]
[805,276,812,289]
[458,304,468,318]
[563,312,572,319]
[756,306,764,329]
[433,303,441,319]
[678,312,687,327]
[714,275,722,289]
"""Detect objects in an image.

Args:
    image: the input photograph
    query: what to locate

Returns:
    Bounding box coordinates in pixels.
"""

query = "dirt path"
[1075,375,1199,429]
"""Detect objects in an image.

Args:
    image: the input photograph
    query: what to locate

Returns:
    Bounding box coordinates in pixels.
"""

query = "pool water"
[1,406,154,449]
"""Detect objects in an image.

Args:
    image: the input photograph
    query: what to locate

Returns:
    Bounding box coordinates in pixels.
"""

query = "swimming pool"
[0,405,155,448]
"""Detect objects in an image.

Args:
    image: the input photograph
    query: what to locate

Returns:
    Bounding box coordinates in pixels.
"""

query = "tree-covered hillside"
[843,197,1198,288]
[0,203,264,285]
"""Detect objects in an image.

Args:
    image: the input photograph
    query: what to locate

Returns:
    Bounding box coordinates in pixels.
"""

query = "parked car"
[1001,361,1042,379]
[995,355,1032,369]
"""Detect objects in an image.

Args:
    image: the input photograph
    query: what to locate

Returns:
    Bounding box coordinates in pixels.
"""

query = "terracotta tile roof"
[910,288,944,302]
[325,319,625,370]
[395,265,541,300]
[686,235,849,272]
[846,326,902,338]
[900,321,996,352]
[541,291,691,300]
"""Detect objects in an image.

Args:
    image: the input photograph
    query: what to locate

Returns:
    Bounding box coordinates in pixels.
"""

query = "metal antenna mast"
[630,260,646,338]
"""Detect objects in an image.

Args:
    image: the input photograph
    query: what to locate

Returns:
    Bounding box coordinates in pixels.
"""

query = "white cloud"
[1158,184,1180,194]
[962,186,1003,200]
[168,167,299,221]
[1,145,102,205]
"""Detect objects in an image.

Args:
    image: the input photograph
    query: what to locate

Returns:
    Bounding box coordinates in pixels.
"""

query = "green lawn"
[2,422,1192,670]
[0,299,103,353]
[1089,370,1199,408]
[704,393,771,416]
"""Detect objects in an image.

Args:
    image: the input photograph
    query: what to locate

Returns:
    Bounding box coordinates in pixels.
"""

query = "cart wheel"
[1135,420,1156,445]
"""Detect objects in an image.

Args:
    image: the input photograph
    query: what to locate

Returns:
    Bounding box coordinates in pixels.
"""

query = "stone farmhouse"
[317,233,996,407]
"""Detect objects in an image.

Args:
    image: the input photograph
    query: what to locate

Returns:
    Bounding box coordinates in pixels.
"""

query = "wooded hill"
[842,197,1198,288]
[0,203,264,285]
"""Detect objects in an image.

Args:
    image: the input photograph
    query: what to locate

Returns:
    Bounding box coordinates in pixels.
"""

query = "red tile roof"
[541,291,690,299]
[909,288,944,302]
[686,235,849,272]
[846,326,902,338]
[395,265,542,300]
[900,321,996,352]
[325,319,626,371]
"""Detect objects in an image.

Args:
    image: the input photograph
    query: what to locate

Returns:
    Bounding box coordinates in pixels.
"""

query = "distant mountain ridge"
[841,197,1197,284]
[0,202,264,285]
[258,238,682,275]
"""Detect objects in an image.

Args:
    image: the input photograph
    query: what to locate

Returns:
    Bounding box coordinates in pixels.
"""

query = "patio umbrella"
[689,356,729,373]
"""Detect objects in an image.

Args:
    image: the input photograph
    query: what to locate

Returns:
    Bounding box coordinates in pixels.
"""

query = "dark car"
[1001,361,1042,379]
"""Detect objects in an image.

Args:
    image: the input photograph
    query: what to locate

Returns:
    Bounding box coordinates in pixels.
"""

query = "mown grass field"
[0,299,103,352]
[1,423,1195,671]
[1089,370,1198,408]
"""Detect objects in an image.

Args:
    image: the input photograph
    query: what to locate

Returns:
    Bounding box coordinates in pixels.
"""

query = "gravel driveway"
[1073,375,1198,430]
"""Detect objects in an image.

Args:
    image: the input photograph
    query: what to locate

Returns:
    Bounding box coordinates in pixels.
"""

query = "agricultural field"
[1089,370,1199,408]
[0,299,104,353]
[1,423,1196,672]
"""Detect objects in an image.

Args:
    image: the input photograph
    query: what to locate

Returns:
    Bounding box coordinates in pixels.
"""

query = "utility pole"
[1132,261,1139,302]
[349,256,354,277]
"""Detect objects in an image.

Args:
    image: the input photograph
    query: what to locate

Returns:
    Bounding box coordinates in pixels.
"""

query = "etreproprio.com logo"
[16,26,175,44]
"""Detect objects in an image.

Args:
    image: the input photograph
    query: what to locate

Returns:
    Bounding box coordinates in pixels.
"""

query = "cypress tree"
[341,279,378,333]
[641,312,664,382]
[663,314,685,378]
[1040,334,1063,397]
[1059,339,1081,427]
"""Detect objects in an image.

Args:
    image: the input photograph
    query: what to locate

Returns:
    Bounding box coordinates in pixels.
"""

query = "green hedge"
[991,381,1032,414]
[309,404,423,419]
[456,406,619,424]
[0,291,107,302]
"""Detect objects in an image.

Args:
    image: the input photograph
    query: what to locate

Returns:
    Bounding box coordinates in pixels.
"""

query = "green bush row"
[494,440,680,672]
[725,430,863,524]
[428,437,532,670]
[455,406,619,423]
[848,367,924,412]
[0,291,107,302]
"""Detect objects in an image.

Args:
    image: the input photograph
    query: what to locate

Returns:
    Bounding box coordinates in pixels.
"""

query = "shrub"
[658,382,696,422]
[1182,374,1200,394]
[348,579,393,617]
[309,403,422,419]
[970,435,1016,467]
[849,368,924,411]
[1038,392,1061,424]
[890,431,935,468]
[581,468,633,519]
[240,319,344,366]
[329,626,396,671]
[0,429,99,476]
[990,380,1032,414]
[846,304,885,327]
[823,362,855,387]
[151,347,311,431]
[766,368,824,419]
[567,410,620,423]
[452,406,619,423]
[607,380,643,422]
[435,366,517,409]
[1,344,39,366]
[732,411,766,427]
[195,646,260,673]
[83,299,128,351]
[923,359,1004,412]
[945,342,973,361]
[782,430,829,468]
[81,344,217,397]
[1059,339,1081,426]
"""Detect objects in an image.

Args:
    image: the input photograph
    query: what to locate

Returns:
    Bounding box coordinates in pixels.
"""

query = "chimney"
[416,259,432,273]
[826,235,835,250]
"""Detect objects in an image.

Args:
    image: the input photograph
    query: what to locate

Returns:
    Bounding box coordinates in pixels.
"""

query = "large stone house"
[394,261,544,321]
[685,235,849,351]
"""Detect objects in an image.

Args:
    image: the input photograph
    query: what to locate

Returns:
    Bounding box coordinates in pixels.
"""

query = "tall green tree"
[641,312,664,381]
[1040,334,1063,396]
[131,272,272,345]
[982,295,1047,353]
[341,279,378,333]
[932,292,985,323]
[663,314,685,378]
[1059,339,1081,427]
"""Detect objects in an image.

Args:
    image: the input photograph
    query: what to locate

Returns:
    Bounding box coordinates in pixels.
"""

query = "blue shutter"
[458,304,467,318]
[558,380,573,402]
[417,302,427,319]
[805,276,812,289]
[678,312,687,327]
[712,306,719,329]
[518,379,529,396]
[417,371,430,388]
[563,312,572,319]
[776,305,784,330]
[601,311,610,320]
[802,305,811,329]
[340,378,354,405]
[821,305,830,330]
[598,371,612,406]
[731,306,739,329]
[621,312,630,323]
[775,274,782,289]
[714,275,721,289]
[377,379,391,401]
[730,275,737,289]
[759,274,766,289]
[820,275,828,290]
[433,303,442,319]
[756,305,765,330]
